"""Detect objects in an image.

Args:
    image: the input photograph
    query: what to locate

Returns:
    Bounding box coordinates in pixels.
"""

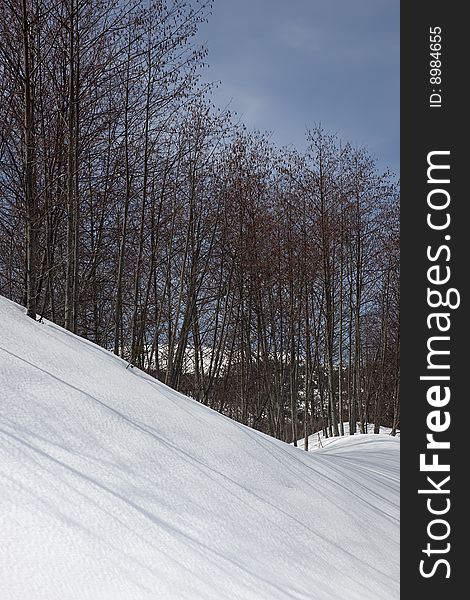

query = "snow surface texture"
[0,296,399,600]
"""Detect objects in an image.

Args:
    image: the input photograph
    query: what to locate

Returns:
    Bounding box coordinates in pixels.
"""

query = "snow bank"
[0,296,399,599]
[296,423,400,451]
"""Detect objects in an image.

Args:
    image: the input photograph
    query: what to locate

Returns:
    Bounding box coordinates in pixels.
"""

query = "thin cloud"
[197,0,399,173]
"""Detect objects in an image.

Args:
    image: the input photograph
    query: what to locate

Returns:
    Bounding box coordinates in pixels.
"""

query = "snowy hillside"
[296,423,400,451]
[0,296,399,600]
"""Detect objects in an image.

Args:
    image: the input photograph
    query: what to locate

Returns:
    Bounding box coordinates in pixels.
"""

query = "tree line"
[0,0,399,445]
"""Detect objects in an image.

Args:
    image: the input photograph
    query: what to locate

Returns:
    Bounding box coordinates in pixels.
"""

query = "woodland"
[0,0,400,445]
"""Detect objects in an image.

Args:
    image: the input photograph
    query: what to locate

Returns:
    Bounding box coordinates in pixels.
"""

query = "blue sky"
[197,0,399,175]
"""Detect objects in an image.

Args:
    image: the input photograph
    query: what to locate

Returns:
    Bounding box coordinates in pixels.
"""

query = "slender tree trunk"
[65,0,77,331]
[113,40,132,356]
[22,0,37,320]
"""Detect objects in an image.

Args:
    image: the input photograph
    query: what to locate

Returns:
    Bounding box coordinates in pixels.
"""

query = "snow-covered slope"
[0,296,399,600]
[296,423,400,451]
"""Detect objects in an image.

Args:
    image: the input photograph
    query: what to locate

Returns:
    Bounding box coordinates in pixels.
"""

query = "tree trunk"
[22,0,37,320]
